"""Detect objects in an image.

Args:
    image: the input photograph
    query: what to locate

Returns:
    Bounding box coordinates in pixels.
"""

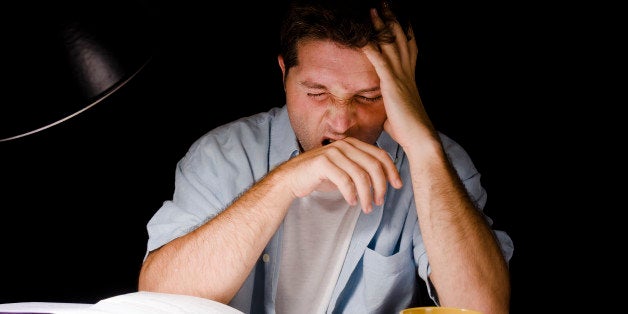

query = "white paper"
[0,292,244,314]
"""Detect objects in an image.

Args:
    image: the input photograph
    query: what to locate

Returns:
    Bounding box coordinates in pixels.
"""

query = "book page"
[55,291,244,314]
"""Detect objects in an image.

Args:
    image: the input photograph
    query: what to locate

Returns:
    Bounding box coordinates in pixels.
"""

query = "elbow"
[137,255,159,292]
[476,274,511,314]
[137,253,236,305]
[137,251,172,294]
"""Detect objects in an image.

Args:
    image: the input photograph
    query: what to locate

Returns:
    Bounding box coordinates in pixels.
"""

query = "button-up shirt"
[144,105,514,313]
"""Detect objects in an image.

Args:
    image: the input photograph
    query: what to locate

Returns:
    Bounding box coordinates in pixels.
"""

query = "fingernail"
[395,178,403,188]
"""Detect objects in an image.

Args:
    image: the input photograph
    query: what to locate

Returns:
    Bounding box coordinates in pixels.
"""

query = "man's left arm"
[362,6,511,314]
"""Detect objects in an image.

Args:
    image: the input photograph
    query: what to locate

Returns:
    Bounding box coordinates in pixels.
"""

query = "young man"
[138,1,514,313]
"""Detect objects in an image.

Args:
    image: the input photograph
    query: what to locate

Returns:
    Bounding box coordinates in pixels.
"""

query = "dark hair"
[279,0,410,75]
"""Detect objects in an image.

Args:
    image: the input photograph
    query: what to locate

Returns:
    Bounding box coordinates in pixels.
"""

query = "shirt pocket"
[362,246,416,313]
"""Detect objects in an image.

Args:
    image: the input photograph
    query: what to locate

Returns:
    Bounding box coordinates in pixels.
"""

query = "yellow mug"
[400,306,483,314]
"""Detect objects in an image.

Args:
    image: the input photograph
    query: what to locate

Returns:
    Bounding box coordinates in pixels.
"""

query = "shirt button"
[262,253,270,263]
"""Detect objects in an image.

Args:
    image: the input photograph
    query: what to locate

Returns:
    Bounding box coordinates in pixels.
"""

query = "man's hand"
[277,137,402,213]
[362,5,436,149]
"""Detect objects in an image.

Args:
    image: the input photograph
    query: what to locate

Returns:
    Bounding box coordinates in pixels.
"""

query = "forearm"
[138,171,294,303]
[407,142,510,314]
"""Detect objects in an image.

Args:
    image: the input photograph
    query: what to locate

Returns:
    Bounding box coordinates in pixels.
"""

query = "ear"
[278,54,287,85]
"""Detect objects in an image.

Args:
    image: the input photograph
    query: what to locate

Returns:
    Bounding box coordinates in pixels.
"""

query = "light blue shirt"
[144,105,514,313]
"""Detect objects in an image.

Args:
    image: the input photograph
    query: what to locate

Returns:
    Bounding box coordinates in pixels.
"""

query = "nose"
[325,98,356,133]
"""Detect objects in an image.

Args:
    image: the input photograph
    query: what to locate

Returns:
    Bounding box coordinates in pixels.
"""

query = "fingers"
[369,8,403,75]
[342,137,403,191]
[407,25,418,77]
[368,5,418,78]
[329,138,402,212]
[288,137,402,214]
[322,146,376,212]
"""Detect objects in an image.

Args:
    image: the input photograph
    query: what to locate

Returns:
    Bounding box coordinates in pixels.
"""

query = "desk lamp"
[0,1,156,142]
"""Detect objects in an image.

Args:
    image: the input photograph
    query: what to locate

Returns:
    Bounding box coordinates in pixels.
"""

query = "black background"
[0,1,578,313]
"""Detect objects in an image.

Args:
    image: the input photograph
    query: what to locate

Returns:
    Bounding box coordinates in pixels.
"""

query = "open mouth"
[322,138,334,146]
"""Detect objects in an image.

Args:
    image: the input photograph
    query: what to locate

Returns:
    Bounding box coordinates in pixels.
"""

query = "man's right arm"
[138,137,401,304]
[138,169,294,304]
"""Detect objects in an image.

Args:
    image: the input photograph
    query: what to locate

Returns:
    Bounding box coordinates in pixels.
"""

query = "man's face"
[280,40,387,152]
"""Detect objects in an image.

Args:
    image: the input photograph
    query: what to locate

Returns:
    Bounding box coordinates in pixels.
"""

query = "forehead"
[292,39,379,90]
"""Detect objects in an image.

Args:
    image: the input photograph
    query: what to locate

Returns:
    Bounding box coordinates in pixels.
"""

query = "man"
[138,0,514,313]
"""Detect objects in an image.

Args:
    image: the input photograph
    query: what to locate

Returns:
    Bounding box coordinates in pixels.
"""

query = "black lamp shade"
[1,1,156,141]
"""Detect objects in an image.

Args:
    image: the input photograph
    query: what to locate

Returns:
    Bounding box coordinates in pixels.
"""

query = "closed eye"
[355,95,383,103]
[307,93,382,104]
[307,93,326,99]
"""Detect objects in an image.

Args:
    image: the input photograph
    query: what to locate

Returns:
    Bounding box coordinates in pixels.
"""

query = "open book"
[0,291,244,314]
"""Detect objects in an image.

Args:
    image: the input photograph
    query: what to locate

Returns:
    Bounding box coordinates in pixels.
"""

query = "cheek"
[285,84,316,113]
[357,104,387,125]
[287,94,318,123]
[288,110,323,152]
[286,94,324,143]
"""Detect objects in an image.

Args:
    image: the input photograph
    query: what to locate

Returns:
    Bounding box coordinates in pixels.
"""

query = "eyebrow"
[298,81,327,90]
[298,81,380,94]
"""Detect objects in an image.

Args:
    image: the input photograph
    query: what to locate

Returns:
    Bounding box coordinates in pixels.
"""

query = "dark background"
[0,1,577,313]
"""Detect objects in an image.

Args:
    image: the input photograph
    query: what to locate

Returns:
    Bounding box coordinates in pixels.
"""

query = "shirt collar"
[269,105,300,169]
[375,130,401,163]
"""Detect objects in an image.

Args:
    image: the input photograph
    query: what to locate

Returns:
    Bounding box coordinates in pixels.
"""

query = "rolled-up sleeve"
[144,114,278,257]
